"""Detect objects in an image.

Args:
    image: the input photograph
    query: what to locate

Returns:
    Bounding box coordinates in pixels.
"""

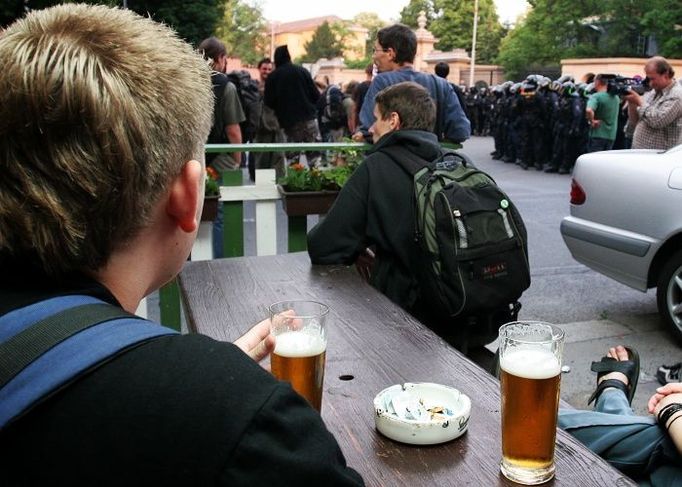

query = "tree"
[1,1,223,45]
[135,0,223,46]
[496,0,595,79]
[399,0,435,29]
[638,0,682,58]
[430,0,505,64]
[352,12,386,58]
[496,0,681,79]
[216,0,268,65]
[302,21,344,62]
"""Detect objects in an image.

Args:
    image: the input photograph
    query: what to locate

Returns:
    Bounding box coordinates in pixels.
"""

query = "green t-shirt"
[587,91,620,141]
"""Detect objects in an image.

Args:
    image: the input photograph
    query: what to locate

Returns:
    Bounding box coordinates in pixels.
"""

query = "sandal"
[587,346,640,406]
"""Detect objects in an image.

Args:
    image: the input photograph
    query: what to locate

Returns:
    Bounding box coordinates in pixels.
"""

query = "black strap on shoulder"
[0,303,137,389]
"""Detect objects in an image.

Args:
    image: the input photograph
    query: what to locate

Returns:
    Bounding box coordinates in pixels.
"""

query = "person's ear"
[389,111,401,131]
[166,160,203,233]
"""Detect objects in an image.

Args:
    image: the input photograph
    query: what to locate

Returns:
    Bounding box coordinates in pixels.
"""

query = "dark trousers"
[587,136,614,153]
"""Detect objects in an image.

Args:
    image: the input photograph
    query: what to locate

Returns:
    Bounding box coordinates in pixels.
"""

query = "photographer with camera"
[585,74,620,152]
[624,57,682,150]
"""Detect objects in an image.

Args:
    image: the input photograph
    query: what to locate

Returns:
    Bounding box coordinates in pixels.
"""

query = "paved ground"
[459,136,681,415]
[151,136,681,416]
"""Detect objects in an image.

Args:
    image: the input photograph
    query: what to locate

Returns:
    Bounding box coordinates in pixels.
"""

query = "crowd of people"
[457,59,681,174]
[1,4,681,485]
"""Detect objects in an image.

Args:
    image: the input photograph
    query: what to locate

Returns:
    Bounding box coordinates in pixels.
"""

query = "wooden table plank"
[178,253,635,487]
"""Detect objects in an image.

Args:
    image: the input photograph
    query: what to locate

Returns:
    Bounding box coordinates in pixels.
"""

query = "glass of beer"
[268,300,329,412]
[499,321,565,485]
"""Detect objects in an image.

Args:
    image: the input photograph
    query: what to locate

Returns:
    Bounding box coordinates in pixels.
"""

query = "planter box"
[201,195,219,222]
[277,185,339,216]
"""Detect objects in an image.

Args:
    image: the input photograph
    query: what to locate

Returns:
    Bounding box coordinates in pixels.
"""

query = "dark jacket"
[264,53,319,130]
[307,130,441,314]
[0,263,363,486]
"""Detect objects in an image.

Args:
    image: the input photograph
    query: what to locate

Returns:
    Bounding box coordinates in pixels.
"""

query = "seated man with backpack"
[0,5,363,486]
[308,82,530,353]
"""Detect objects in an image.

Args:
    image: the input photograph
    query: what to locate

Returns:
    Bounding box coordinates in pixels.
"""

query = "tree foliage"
[216,0,268,65]
[302,20,344,62]
[430,0,505,64]
[399,0,435,29]
[498,0,682,79]
[398,0,504,65]
[352,12,386,58]
[1,0,223,46]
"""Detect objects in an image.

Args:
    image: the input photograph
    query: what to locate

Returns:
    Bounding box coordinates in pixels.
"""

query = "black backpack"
[226,70,261,142]
[321,85,347,130]
[382,146,531,322]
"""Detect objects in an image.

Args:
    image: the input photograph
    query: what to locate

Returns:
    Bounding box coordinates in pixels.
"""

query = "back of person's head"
[582,72,595,84]
[435,62,450,79]
[374,81,435,131]
[274,45,291,67]
[364,63,374,77]
[198,36,226,69]
[0,4,213,276]
[646,56,675,78]
[376,24,417,65]
[344,80,358,95]
[594,73,613,87]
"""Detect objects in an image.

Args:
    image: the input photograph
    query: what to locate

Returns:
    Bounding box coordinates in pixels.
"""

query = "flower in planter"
[278,154,361,193]
[205,166,220,197]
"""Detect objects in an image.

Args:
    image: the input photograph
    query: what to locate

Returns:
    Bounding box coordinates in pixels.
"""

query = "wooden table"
[178,253,635,486]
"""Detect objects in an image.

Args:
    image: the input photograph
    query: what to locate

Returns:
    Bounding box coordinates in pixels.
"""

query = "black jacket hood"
[274,45,291,67]
[370,129,442,162]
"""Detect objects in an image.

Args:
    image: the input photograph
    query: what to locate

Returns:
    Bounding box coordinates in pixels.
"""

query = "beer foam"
[274,331,326,358]
[500,348,560,379]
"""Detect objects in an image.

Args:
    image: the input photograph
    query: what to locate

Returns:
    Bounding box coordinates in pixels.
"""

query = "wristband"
[658,403,682,427]
[667,414,682,431]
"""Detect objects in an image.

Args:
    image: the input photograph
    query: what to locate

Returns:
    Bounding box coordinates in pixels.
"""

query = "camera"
[607,76,649,96]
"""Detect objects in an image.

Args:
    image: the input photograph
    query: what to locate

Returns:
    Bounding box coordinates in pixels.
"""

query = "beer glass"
[499,321,565,485]
[269,300,329,412]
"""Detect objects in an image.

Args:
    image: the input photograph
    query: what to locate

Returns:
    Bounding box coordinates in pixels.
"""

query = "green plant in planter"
[278,162,358,192]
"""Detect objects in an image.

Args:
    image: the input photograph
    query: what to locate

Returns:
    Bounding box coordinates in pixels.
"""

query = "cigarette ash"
[384,390,456,422]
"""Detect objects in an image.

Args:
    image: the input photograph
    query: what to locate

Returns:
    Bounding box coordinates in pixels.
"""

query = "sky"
[260,0,530,25]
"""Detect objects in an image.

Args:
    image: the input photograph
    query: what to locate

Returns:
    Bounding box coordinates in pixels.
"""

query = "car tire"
[657,250,682,344]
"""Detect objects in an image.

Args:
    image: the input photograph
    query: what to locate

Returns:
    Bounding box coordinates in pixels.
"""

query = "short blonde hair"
[0,4,213,275]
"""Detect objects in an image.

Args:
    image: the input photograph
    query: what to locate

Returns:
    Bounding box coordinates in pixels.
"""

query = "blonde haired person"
[0,5,362,486]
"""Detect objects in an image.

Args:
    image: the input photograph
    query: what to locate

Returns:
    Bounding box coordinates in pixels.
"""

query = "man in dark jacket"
[264,45,322,164]
[308,82,438,324]
[0,5,362,486]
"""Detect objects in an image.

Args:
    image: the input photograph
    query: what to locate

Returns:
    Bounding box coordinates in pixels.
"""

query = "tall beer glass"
[269,300,329,412]
[499,322,565,485]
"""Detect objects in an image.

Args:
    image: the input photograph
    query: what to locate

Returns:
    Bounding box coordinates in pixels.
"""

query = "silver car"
[561,144,682,342]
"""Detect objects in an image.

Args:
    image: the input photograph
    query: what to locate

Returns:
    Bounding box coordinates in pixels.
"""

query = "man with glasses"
[352,24,470,144]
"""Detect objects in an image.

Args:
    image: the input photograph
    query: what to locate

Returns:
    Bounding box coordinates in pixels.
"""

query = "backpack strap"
[0,295,178,429]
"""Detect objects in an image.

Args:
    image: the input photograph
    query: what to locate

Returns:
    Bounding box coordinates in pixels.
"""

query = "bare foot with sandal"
[588,345,640,406]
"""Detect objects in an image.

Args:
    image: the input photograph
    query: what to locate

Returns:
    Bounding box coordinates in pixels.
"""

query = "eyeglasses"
[372,47,390,53]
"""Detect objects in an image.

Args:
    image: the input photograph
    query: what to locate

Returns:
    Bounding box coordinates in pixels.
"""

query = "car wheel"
[657,250,682,344]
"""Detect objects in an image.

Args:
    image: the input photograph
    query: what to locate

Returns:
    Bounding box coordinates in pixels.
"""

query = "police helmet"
[561,81,576,96]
